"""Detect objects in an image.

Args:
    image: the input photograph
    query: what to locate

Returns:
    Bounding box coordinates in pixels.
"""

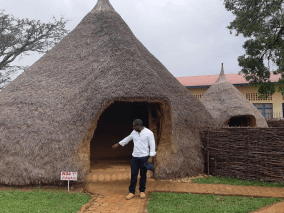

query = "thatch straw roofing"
[200,63,268,128]
[0,0,216,186]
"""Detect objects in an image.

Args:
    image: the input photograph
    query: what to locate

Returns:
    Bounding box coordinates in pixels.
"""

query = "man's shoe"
[140,192,145,199]
[126,193,135,200]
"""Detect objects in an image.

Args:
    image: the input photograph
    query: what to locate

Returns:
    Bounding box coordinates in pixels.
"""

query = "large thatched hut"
[0,0,216,186]
[200,63,268,128]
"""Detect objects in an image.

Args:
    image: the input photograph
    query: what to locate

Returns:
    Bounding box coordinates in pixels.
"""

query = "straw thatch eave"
[200,64,268,128]
[0,0,216,186]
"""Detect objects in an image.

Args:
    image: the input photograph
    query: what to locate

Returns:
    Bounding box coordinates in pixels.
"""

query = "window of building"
[194,94,203,99]
[246,93,272,101]
[253,103,273,118]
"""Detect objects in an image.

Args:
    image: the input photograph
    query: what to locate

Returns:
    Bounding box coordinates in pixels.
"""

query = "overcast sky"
[1,0,278,82]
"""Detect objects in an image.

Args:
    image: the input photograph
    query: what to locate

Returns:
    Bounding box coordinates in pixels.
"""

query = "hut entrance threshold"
[90,101,162,168]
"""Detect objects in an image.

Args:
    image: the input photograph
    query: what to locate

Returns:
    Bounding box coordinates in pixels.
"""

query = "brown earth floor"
[80,177,284,213]
[1,176,284,213]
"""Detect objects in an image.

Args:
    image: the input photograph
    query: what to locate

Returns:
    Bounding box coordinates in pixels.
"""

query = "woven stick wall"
[267,119,284,128]
[201,127,284,182]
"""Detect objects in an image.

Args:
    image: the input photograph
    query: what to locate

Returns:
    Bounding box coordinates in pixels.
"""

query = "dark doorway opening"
[90,101,162,166]
[226,115,256,127]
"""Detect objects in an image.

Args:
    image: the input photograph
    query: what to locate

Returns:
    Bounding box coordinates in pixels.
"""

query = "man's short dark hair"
[133,119,143,126]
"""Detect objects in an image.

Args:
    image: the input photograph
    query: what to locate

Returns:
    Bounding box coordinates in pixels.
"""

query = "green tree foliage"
[0,9,70,89]
[223,0,284,99]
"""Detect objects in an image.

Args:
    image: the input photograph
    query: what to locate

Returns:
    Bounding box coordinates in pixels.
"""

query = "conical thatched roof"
[201,63,268,128]
[0,0,216,186]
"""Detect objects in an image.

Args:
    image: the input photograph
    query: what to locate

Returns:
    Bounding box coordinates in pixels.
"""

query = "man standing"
[112,119,156,200]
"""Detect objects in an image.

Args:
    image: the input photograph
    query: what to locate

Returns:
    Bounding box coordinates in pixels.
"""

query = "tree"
[0,9,70,89]
[223,0,284,99]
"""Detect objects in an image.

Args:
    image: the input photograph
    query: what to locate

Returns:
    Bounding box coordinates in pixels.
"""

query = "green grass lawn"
[147,192,282,213]
[0,187,92,213]
[147,175,284,213]
[2,175,284,213]
[191,175,284,187]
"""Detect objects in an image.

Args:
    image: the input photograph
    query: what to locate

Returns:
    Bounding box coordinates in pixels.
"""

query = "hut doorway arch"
[90,101,163,165]
[225,115,256,127]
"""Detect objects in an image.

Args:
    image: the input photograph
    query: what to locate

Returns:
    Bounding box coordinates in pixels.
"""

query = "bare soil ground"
[0,182,93,196]
[0,174,211,195]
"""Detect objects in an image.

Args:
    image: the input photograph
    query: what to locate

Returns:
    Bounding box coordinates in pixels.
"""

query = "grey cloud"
[1,0,277,81]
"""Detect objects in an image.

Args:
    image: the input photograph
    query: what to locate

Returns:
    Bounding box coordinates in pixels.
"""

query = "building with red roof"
[176,71,281,88]
[176,71,284,119]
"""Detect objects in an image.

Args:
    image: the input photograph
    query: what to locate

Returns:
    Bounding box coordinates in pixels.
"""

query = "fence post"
[256,129,258,180]
[207,129,210,176]
[247,128,249,180]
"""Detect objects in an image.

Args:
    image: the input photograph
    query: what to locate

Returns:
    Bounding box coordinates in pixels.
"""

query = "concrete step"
[86,160,154,182]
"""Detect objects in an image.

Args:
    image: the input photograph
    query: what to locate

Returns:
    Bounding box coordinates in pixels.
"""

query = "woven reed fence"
[201,127,284,182]
[267,118,284,128]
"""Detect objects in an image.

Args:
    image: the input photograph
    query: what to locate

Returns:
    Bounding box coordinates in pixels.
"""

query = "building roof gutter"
[185,82,281,89]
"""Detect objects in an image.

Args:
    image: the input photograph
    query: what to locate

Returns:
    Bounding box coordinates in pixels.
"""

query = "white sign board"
[61,172,77,192]
[61,172,77,180]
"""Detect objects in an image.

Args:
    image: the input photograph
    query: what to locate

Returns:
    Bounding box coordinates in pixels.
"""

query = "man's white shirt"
[118,127,156,157]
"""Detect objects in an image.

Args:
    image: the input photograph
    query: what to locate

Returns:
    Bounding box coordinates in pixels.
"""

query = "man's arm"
[118,134,133,146]
[148,132,156,157]
[147,132,156,164]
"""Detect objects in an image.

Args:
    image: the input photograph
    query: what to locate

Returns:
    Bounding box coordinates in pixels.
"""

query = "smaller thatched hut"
[200,63,268,128]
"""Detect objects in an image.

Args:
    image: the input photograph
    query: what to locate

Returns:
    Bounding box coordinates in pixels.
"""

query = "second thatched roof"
[200,64,268,128]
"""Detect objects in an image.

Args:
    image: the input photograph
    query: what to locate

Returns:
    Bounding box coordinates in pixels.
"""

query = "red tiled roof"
[176,71,282,87]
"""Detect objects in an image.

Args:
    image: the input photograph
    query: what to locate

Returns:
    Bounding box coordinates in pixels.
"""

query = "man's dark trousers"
[129,155,150,194]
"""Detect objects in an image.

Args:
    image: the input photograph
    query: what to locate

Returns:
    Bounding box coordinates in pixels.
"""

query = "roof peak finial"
[220,63,224,76]
[216,63,227,83]
[91,0,114,13]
